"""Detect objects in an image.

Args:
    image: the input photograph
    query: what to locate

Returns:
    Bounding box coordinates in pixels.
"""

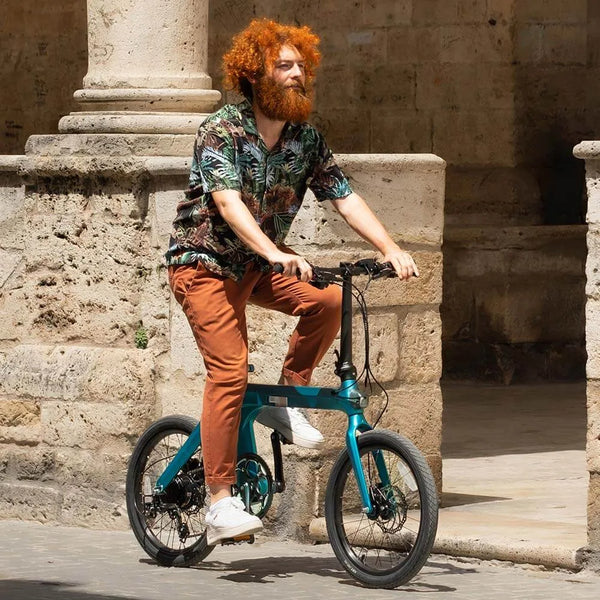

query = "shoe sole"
[206,521,263,546]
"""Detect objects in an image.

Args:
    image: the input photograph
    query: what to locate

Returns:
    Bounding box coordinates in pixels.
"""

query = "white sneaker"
[256,406,324,449]
[205,496,262,546]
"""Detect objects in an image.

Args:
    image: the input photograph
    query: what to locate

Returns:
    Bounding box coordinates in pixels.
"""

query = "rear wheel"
[325,430,438,588]
[125,415,213,566]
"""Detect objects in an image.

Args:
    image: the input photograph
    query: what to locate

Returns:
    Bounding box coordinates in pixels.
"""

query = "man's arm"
[329,192,419,280]
[212,190,313,281]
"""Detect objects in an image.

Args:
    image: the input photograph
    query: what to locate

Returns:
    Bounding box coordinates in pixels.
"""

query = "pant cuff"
[205,476,236,486]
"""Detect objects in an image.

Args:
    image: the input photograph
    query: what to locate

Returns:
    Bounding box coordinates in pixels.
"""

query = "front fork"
[345,414,394,517]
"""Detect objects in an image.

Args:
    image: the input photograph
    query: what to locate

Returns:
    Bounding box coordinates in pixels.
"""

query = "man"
[166,19,418,545]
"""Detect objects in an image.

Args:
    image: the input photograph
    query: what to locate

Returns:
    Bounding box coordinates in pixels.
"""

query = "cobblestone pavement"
[1,521,600,600]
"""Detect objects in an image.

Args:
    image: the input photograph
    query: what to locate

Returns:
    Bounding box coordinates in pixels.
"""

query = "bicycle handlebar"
[273,258,398,287]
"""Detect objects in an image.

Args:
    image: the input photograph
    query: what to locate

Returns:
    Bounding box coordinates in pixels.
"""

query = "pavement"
[1,519,600,600]
[436,382,588,569]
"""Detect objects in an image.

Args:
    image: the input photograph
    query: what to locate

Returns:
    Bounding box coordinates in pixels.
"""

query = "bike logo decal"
[268,395,288,407]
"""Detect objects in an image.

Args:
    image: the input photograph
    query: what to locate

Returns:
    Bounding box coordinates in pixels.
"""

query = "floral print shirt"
[165,99,353,280]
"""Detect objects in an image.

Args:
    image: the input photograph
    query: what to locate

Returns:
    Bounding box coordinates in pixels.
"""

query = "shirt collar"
[239,99,259,136]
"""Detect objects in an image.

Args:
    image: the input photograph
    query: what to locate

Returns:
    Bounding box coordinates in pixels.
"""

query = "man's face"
[253,44,313,123]
[267,44,307,90]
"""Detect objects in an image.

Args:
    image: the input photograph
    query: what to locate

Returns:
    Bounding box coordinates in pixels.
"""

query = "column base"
[58,112,213,135]
[72,88,221,112]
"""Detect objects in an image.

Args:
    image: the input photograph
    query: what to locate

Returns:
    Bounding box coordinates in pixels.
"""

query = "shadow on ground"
[0,580,138,600]
[186,554,476,591]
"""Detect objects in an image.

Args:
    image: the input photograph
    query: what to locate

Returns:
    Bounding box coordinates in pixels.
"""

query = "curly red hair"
[223,19,321,99]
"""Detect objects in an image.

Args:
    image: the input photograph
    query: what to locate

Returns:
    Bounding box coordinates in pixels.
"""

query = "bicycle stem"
[336,263,358,382]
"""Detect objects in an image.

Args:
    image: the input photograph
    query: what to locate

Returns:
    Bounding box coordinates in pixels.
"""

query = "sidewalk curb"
[432,536,584,570]
[308,517,584,571]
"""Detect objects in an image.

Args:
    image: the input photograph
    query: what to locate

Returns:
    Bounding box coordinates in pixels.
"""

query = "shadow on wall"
[441,382,587,459]
[0,0,87,154]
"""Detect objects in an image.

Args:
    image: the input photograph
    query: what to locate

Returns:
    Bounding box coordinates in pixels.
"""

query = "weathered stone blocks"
[0,482,62,522]
[398,310,443,383]
[589,472,600,548]
[289,154,445,247]
[576,144,600,557]
[0,400,41,445]
[0,345,155,405]
[60,488,128,529]
[0,343,156,523]
[0,148,443,535]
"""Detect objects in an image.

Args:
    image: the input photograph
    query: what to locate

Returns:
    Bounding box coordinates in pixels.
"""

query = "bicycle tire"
[325,430,438,588]
[126,415,213,566]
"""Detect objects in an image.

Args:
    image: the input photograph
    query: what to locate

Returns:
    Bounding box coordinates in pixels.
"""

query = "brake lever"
[309,265,331,289]
[375,261,419,279]
[372,261,397,279]
[274,262,331,288]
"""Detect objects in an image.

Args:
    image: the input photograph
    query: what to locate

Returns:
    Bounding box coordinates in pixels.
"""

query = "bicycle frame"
[153,261,395,517]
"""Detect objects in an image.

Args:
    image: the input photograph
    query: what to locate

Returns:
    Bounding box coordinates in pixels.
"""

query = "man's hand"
[382,247,419,280]
[269,250,313,282]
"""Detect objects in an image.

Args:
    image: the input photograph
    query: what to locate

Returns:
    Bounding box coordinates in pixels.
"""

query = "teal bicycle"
[125,258,439,589]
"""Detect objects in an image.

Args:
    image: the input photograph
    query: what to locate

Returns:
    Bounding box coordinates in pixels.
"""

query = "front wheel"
[125,415,213,566]
[325,430,438,589]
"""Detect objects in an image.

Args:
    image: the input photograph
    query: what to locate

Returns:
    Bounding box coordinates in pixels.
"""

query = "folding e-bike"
[125,259,438,589]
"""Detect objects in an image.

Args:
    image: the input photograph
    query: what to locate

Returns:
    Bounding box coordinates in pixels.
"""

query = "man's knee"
[321,284,342,317]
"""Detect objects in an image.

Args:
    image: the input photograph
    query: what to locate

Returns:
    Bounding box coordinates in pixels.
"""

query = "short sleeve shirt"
[165,99,353,280]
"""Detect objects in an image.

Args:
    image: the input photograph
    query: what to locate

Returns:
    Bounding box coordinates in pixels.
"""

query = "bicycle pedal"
[221,534,255,546]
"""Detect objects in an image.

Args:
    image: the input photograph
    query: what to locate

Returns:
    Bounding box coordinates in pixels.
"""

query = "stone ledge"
[0,155,26,172]
[309,517,584,570]
[445,224,587,249]
[25,134,197,158]
[574,141,600,160]
[8,151,446,181]
[338,153,446,173]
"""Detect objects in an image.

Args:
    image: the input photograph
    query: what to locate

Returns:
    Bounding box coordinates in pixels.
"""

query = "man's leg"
[250,271,342,446]
[250,270,342,383]
[169,262,258,490]
[169,262,263,544]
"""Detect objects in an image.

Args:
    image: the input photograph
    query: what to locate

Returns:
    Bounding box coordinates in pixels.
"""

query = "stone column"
[59,0,220,135]
[574,141,600,567]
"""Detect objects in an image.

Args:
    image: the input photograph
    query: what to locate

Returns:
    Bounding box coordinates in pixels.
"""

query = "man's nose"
[290,63,303,79]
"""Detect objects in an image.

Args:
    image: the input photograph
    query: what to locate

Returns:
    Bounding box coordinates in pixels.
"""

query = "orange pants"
[168,262,342,485]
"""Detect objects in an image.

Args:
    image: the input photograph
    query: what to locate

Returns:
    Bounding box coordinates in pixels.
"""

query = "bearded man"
[166,19,419,545]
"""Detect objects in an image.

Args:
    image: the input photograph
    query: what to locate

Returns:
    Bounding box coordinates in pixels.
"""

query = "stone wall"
[2,1,596,382]
[0,144,445,531]
[0,1,87,154]
[442,225,587,383]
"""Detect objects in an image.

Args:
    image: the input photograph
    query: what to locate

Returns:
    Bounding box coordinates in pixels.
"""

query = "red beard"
[254,76,313,123]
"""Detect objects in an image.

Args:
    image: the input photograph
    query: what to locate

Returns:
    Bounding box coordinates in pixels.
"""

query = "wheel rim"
[334,443,424,575]
[133,429,209,554]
